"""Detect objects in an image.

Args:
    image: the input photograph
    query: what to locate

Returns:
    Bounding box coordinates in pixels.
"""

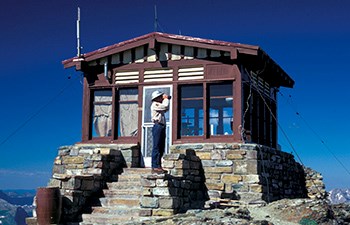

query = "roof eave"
[62,32,261,69]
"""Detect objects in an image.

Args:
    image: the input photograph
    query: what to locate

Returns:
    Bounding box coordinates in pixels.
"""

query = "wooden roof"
[62,32,294,88]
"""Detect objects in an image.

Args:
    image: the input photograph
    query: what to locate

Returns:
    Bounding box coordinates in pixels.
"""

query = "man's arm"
[153,98,169,111]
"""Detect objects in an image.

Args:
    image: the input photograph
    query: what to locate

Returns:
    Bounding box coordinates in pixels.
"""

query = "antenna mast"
[77,7,81,57]
[154,5,158,32]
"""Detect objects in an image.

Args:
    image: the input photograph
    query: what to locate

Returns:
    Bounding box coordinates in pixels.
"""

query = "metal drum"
[36,187,62,225]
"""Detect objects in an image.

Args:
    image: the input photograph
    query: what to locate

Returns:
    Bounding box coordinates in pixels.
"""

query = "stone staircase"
[80,168,152,225]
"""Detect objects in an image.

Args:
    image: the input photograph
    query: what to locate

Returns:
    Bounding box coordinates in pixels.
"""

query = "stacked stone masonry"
[139,143,326,215]
[139,149,207,217]
[47,144,140,222]
[167,143,322,205]
[41,142,326,222]
[304,166,327,199]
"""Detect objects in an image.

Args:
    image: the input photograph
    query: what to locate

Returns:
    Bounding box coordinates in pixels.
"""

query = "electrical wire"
[245,69,327,200]
[241,81,252,142]
[0,74,82,148]
[279,92,350,177]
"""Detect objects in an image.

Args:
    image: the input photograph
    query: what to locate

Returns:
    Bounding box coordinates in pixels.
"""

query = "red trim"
[82,77,91,142]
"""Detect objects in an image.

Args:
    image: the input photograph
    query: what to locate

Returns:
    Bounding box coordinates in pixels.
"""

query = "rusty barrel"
[36,187,62,225]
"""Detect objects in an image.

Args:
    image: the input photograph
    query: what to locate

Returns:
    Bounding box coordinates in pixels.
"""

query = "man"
[151,90,170,174]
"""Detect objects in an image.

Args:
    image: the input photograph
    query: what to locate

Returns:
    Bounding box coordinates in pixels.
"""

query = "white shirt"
[151,98,169,125]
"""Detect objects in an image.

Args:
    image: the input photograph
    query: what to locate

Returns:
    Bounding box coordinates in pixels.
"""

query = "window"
[209,83,233,135]
[242,82,277,148]
[118,88,138,137]
[92,90,112,137]
[180,85,203,136]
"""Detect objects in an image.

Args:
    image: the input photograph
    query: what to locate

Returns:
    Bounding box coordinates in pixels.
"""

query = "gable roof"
[62,32,294,88]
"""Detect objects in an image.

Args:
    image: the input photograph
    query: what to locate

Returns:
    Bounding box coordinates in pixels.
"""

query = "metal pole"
[154,5,158,32]
[77,7,81,57]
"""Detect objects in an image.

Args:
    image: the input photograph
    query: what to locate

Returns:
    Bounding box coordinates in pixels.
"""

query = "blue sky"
[0,0,349,190]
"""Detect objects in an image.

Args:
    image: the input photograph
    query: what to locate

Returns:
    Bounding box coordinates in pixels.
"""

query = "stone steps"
[103,189,141,197]
[100,196,140,207]
[107,181,141,189]
[117,173,142,181]
[122,168,152,174]
[80,168,151,225]
[81,213,140,225]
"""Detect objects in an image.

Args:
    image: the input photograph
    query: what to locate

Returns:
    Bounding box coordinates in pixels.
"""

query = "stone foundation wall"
[43,142,326,221]
[47,144,140,222]
[167,143,325,205]
[140,149,207,216]
[304,166,326,199]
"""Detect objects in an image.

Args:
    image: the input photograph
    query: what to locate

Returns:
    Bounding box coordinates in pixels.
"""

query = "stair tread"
[104,189,142,194]
[122,168,152,174]
[107,181,141,187]
[101,195,140,200]
[81,214,140,223]
[92,206,140,212]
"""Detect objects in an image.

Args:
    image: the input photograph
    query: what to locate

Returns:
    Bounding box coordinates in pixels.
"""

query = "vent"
[178,67,204,81]
[115,71,139,84]
[251,73,271,97]
[144,69,173,82]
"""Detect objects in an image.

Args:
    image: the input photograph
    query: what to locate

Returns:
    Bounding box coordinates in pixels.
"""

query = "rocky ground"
[122,198,350,225]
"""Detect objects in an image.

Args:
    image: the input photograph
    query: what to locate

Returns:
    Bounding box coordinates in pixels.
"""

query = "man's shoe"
[151,168,169,174]
[160,168,168,174]
[152,168,165,174]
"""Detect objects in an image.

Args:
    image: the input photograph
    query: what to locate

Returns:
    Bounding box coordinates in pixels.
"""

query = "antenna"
[154,5,158,32]
[77,7,81,57]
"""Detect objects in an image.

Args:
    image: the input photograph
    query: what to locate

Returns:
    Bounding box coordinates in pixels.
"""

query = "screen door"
[141,85,172,167]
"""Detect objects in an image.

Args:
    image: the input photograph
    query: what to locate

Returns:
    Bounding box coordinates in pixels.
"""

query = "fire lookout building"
[63,32,294,166]
[48,32,323,223]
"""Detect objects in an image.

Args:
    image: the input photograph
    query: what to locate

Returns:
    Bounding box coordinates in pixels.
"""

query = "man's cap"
[151,90,164,100]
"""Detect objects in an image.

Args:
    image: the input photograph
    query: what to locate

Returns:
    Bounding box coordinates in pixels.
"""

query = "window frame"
[88,85,140,143]
[177,80,235,142]
[208,83,234,136]
[88,87,114,142]
[115,87,139,140]
[179,84,204,137]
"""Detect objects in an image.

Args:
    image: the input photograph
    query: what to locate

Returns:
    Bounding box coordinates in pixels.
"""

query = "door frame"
[141,84,173,167]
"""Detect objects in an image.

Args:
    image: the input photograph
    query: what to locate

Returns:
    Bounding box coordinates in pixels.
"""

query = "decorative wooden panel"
[178,66,204,80]
[144,69,173,82]
[115,71,139,84]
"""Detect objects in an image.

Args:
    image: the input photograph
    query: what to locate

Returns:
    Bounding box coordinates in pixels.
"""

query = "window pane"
[92,90,112,137]
[209,84,233,135]
[119,88,138,101]
[119,102,138,136]
[210,83,232,97]
[180,85,203,136]
[119,88,138,137]
[143,87,171,123]
[181,85,203,98]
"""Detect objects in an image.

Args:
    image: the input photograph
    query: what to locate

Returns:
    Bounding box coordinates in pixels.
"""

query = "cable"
[245,69,326,199]
[0,74,82,148]
[241,81,252,142]
[279,92,350,177]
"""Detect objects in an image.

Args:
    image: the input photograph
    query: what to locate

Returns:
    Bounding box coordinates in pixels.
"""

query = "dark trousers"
[152,123,166,169]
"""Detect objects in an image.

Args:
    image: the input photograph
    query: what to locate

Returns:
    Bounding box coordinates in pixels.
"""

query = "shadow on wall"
[141,149,209,214]
[256,146,308,203]
[173,149,209,212]
[48,145,132,223]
